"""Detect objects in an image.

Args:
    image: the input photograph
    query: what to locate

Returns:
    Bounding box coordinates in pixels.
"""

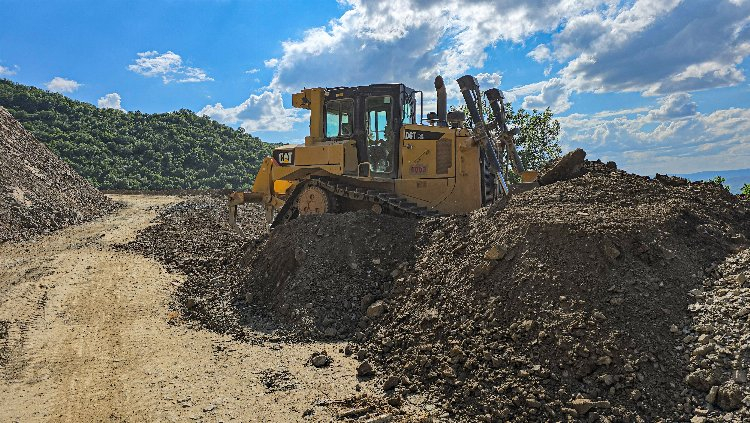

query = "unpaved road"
[0,195,369,422]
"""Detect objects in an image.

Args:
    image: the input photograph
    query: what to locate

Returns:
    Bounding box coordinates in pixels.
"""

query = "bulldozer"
[228,74,579,230]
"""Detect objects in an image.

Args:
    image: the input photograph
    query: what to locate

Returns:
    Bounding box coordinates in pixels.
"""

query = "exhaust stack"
[434,75,447,127]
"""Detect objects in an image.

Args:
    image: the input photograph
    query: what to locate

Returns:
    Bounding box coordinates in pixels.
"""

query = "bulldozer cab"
[321,84,418,178]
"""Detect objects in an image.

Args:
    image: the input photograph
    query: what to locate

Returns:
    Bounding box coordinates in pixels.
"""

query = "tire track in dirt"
[0,195,371,422]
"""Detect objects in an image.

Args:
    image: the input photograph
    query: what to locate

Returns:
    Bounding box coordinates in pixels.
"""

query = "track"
[272,175,443,227]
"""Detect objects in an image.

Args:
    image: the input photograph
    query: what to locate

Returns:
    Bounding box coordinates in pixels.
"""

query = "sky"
[1,0,749,175]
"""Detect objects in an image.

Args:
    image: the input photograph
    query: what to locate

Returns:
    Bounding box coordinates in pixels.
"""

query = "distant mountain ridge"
[674,168,750,194]
[0,79,274,190]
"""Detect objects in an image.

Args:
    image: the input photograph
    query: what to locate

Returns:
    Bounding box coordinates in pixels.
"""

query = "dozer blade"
[228,191,264,233]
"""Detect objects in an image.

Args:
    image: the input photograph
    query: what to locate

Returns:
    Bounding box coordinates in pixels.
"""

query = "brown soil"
[0,195,393,422]
[0,107,116,243]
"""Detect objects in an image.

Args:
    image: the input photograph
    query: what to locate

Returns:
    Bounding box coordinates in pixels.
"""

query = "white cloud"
[245,68,260,74]
[528,44,551,62]
[555,0,750,96]
[521,78,572,112]
[646,93,696,120]
[264,58,279,68]
[559,101,750,174]
[97,93,124,111]
[128,51,213,84]
[267,0,600,93]
[0,64,19,76]
[476,72,502,88]
[198,90,306,132]
[45,77,81,93]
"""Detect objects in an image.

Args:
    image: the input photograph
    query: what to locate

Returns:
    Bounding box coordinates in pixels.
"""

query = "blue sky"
[1,0,749,175]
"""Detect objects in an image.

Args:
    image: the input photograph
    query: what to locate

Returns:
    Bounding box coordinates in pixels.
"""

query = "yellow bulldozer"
[228,74,579,230]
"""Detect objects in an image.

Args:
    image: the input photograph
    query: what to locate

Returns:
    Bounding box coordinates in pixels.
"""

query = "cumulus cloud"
[267,0,600,93]
[97,93,124,111]
[556,0,750,96]
[45,77,81,93]
[128,51,213,84]
[0,64,19,76]
[521,78,572,113]
[559,102,750,174]
[528,44,552,62]
[198,90,306,132]
[476,72,502,88]
[264,58,279,68]
[647,93,697,121]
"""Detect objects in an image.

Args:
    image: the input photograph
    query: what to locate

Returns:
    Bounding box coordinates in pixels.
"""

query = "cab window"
[366,95,394,174]
[325,99,354,138]
[403,99,414,124]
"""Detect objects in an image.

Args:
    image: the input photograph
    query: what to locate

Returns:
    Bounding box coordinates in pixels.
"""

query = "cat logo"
[274,150,294,166]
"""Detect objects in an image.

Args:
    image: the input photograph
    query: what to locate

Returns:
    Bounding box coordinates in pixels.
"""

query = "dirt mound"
[0,106,116,242]
[357,165,750,421]
[238,211,417,340]
[123,161,750,421]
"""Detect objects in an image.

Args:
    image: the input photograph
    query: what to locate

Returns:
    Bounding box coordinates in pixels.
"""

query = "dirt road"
[0,195,368,422]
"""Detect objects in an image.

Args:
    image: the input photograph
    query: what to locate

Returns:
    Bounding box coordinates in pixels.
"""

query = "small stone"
[602,243,620,261]
[366,301,387,318]
[383,375,400,391]
[324,327,337,337]
[692,344,714,357]
[569,399,610,415]
[311,354,331,368]
[706,386,719,404]
[202,404,216,412]
[596,356,612,366]
[356,348,368,361]
[670,324,679,333]
[561,407,578,417]
[244,292,253,303]
[733,369,747,384]
[357,361,374,377]
[484,244,507,260]
[519,319,534,331]
[736,273,747,285]
[372,258,381,265]
[609,296,624,305]
[686,369,715,391]
[697,334,710,344]
[717,382,743,411]
[690,417,707,423]
[387,396,402,407]
[526,398,541,408]
[593,311,606,321]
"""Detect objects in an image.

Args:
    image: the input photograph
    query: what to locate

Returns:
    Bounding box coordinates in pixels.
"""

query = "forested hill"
[0,79,275,190]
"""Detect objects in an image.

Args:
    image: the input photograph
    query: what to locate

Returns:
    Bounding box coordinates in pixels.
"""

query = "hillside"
[0,79,274,190]
[676,168,750,194]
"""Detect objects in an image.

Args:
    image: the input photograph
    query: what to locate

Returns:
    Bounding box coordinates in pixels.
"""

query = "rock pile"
[0,106,116,242]
[359,164,749,421]
[237,211,417,340]
[125,160,750,421]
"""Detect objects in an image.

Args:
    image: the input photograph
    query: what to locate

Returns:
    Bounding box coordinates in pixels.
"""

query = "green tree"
[453,101,562,181]
[0,79,276,190]
[708,175,729,190]
[741,183,750,196]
